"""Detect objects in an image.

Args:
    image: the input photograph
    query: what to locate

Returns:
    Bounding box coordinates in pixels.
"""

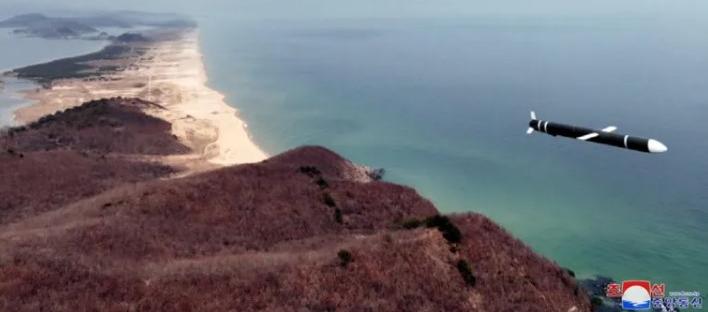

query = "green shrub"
[334,208,343,224]
[425,215,462,244]
[298,165,321,177]
[323,193,336,207]
[401,218,422,229]
[456,259,476,287]
[316,177,329,189]
[338,250,353,267]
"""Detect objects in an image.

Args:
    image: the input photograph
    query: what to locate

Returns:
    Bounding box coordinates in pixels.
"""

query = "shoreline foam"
[9,28,268,167]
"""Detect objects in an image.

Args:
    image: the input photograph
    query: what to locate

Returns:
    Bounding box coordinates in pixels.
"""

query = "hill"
[0,98,591,311]
[0,98,188,225]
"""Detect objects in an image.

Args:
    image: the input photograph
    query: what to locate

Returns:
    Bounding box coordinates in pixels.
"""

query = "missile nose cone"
[648,139,668,153]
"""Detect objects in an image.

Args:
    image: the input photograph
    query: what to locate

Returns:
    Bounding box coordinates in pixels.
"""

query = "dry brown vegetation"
[0,98,186,225]
[0,98,591,311]
[453,214,587,311]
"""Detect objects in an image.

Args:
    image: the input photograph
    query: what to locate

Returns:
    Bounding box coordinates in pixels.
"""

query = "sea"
[0,30,106,126]
[0,14,706,294]
[197,16,708,294]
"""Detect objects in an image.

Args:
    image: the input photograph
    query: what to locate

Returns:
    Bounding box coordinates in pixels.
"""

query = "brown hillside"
[0,98,590,311]
[0,98,187,225]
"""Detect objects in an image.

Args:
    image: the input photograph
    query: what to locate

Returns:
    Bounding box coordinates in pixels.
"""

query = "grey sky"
[1,0,706,21]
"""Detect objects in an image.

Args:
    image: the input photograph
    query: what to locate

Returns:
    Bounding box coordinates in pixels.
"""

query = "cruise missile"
[526,111,667,153]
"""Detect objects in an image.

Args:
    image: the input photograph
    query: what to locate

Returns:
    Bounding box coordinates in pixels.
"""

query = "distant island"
[0,12,618,311]
[0,12,195,39]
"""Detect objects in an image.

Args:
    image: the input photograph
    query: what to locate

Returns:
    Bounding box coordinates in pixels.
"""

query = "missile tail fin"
[530,111,537,120]
[526,127,534,135]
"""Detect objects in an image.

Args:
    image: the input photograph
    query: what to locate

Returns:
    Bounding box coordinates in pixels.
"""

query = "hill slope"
[0,98,590,311]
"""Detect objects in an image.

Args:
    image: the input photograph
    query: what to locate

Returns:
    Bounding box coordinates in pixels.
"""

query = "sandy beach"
[11,29,267,168]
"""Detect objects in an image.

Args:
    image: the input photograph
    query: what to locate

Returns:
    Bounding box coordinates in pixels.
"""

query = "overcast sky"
[1,0,706,21]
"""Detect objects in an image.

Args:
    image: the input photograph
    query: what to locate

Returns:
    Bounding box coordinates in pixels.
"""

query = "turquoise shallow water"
[199,17,708,293]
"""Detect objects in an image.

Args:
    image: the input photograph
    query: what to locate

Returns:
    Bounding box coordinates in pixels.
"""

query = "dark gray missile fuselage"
[529,118,667,153]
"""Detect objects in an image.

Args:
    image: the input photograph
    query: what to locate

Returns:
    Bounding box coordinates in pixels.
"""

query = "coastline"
[7,28,267,168]
[0,31,109,128]
[0,77,37,127]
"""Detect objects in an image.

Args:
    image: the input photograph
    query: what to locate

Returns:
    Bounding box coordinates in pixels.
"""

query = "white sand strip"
[13,29,268,166]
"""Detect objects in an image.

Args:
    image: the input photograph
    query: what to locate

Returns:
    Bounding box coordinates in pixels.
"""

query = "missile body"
[527,112,667,153]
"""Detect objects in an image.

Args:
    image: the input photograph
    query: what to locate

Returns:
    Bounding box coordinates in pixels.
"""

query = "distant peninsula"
[0,12,195,39]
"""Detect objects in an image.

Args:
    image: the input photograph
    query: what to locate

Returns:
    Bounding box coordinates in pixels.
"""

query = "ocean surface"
[0,30,106,126]
[198,17,708,293]
[0,77,38,126]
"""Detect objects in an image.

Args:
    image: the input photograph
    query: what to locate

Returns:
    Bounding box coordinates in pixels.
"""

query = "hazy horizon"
[2,0,708,23]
